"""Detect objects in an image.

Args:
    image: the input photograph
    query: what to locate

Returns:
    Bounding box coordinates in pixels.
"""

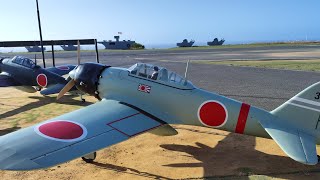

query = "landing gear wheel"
[81,152,96,163]
[317,155,320,163]
[35,87,42,91]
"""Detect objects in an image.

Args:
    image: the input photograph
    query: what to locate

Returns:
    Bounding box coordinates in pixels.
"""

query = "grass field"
[0,89,97,130]
[195,59,320,72]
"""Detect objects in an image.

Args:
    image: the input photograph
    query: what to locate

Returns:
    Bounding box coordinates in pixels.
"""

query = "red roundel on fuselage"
[36,74,47,87]
[198,100,228,128]
[38,121,84,140]
[56,66,70,70]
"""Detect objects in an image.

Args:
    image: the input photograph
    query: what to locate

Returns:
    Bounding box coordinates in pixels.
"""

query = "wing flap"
[259,118,317,165]
[0,100,165,170]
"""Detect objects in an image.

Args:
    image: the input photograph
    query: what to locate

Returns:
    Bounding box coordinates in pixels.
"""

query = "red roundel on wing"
[140,86,145,91]
[56,66,70,70]
[198,101,228,127]
[36,74,47,87]
[38,121,84,140]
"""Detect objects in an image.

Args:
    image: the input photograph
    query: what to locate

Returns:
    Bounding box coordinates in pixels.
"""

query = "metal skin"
[0,62,320,170]
[0,56,76,95]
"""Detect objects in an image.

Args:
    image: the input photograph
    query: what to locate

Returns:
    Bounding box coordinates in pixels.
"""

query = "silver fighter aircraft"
[0,62,319,170]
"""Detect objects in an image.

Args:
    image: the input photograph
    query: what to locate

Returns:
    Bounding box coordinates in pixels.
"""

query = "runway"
[2,45,320,66]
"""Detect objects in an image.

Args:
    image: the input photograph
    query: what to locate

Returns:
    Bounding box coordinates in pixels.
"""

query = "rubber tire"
[82,152,96,163]
[35,87,42,91]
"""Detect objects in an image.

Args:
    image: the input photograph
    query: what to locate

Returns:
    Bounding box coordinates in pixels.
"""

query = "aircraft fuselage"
[96,67,278,140]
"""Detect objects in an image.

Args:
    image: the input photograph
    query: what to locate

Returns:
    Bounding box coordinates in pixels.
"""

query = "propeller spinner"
[57,63,108,100]
[57,40,109,100]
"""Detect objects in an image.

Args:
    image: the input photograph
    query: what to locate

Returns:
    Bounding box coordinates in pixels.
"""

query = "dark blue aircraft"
[0,56,77,96]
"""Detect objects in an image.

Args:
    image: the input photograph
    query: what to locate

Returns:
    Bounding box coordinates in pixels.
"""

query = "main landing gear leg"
[80,94,86,103]
[81,152,96,163]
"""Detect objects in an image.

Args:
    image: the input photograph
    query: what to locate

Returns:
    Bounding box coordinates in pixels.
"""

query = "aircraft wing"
[0,74,22,87]
[259,118,318,165]
[45,65,76,76]
[40,83,67,95]
[0,99,165,170]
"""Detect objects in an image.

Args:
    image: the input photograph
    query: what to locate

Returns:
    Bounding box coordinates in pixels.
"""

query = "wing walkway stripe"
[235,103,251,134]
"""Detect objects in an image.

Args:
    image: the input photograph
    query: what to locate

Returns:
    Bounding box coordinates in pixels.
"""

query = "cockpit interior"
[128,63,194,89]
[12,56,36,69]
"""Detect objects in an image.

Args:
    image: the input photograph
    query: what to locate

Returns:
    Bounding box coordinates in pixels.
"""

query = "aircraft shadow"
[92,162,174,180]
[160,133,320,179]
[0,127,21,136]
[0,95,92,120]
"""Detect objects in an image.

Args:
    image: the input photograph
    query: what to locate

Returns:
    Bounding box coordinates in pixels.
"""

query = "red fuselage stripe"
[235,103,251,134]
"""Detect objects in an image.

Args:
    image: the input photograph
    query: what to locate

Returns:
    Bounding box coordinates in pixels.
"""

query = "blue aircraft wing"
[0,74,22,87]
[259,118,318,165]
[40,83,67,95]
[0,99,164,170]
[45,65,76,76]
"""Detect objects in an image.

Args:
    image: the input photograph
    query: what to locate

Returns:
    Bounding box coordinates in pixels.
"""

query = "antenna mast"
[184,59,190,80]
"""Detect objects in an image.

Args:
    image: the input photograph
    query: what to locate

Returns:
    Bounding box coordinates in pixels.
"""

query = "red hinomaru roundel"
[56,66,70,71]
[34,120,88,142]
[197,100,228,128]
[36,74,48,87]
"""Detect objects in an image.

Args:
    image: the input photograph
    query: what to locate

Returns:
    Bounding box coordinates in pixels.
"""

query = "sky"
[0,0,320,48]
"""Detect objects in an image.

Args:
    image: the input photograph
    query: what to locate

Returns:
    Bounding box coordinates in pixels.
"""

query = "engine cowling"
[72,63,109,100]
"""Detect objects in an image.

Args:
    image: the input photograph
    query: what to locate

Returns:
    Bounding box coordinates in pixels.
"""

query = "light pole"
[35,0,46,68]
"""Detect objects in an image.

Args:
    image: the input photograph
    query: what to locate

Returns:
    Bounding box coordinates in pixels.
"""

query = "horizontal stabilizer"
[149,124,178,136]
[40,83,66,95]
[259,118,318,165]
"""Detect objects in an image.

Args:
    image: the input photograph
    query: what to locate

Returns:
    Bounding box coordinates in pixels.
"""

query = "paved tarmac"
[2,45,320,111]
[2,45,320,66]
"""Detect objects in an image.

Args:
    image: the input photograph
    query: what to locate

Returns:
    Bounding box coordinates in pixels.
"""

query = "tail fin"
[271,82,320,131]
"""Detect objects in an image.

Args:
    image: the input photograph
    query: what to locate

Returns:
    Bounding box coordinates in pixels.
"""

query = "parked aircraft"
[0,61,319,170]
[0,56,76,97]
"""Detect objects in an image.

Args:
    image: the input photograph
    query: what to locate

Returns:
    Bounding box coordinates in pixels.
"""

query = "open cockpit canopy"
[128,63,194,89]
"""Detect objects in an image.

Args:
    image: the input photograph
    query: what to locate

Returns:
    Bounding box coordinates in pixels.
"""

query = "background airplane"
[0,61,319,170]
[0,55,76,96]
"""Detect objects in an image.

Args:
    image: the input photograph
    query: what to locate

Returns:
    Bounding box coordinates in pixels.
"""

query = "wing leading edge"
[0,99,166,170]
[259,118,318,165]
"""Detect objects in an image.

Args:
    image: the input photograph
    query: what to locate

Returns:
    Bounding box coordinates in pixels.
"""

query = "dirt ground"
[1,88,320,180]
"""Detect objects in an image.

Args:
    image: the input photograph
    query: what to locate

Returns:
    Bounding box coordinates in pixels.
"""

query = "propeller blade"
[69,68,76,79]
[57,79,76,100]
